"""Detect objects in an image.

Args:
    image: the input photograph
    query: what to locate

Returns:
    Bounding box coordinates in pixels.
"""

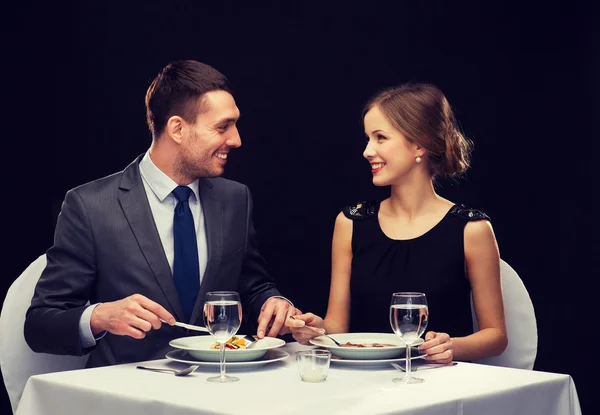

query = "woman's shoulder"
[448,204,491,222]
[342,200,380,220]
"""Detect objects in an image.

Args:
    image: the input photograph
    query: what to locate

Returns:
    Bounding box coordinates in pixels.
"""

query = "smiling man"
[24,60,298,368]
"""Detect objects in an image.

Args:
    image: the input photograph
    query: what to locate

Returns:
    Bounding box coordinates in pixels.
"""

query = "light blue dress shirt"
[79,152,208,347]
[79,152,291,347]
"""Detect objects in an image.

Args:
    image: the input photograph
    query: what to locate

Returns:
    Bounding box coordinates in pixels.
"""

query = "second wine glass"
[390,292,429,384]
[203,291,242,383]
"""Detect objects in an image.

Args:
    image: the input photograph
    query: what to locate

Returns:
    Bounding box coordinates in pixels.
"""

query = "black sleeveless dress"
[343,201,490,337]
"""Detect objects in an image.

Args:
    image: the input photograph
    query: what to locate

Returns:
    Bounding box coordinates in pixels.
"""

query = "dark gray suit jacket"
[24,155,281,367]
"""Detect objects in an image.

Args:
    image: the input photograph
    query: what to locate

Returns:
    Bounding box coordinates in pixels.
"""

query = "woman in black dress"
[290,83,508,363]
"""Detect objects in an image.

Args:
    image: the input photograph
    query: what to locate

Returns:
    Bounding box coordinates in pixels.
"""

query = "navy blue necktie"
[172,186,200,322]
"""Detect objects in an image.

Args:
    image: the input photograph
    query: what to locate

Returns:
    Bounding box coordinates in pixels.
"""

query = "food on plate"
[210,336,247,350]
[339,342,397,348]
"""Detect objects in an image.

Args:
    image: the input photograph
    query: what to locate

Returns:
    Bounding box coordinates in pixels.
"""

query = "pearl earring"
[415,156,422,164]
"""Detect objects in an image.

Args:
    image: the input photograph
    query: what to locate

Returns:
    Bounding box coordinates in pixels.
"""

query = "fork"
[321,334,342,346]
[136,364,200,376]
[242,334,260,349]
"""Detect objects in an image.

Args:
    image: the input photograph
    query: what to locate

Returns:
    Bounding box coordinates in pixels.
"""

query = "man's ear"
[165,116,184,144]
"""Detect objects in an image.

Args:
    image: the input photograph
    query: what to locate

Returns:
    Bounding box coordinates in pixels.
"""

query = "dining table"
[16,342,582,415]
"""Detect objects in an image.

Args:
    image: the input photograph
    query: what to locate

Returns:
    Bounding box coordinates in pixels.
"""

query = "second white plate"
[309,333,424,360]
[330,353,427,365]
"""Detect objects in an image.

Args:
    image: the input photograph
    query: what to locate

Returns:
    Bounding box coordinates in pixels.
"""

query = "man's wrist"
[80,303,106,348]
[90,303,105,336]
[268,295,294,307]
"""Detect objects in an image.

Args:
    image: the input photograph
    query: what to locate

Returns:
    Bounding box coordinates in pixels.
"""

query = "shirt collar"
[139,150,200,203]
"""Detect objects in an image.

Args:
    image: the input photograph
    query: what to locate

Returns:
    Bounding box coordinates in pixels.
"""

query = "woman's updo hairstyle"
[363,83,473,178]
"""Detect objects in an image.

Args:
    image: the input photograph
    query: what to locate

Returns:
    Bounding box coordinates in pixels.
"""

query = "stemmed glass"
[389,292,429,384]
[203,291,242,383]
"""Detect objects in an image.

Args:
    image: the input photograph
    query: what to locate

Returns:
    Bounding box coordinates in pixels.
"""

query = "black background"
[2,2,598,413]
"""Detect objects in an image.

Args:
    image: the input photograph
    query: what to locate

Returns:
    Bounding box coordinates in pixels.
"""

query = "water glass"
[296,349,331,382]
[390,292,429,384]
[203,291,242,383]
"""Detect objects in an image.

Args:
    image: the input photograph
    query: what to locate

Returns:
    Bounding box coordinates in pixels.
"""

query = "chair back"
[471,259,538,370]
[0,254,88,413]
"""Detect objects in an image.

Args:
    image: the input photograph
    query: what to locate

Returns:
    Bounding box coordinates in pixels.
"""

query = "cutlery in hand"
[390,361,457,372]
[136,365,199,376]
[288,316,327,335]
[161,319,209,333]
[321,334,343,346]
[243,334,260,349]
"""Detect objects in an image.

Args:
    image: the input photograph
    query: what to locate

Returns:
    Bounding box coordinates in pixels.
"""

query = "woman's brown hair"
[363,83,473,178]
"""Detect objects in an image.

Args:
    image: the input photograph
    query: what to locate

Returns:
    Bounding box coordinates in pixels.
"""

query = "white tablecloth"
[16,343,582,415]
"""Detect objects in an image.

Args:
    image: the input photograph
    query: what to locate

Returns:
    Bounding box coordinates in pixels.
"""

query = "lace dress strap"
[342,201,379,220]
[448,204,491,221]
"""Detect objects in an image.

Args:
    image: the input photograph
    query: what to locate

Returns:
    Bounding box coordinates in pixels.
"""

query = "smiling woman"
[362,83,472,185]
[290,83,508,366]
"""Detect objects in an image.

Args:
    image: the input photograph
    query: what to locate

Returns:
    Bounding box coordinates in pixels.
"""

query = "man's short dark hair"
[145,60,232,138]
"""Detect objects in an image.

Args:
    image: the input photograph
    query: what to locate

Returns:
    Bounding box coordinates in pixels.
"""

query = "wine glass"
[389,292,429,384]
[203,291,242,383]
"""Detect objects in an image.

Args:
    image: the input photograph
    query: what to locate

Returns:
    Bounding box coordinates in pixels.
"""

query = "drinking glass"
[203,291,242,383]
[389,292,429,384]
[296,349,331,382]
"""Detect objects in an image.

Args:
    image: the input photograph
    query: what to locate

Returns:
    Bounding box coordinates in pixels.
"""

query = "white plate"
[330,353,427,365]
[165,348,290,367]
[168,335,285,362]
[309,333,424,360]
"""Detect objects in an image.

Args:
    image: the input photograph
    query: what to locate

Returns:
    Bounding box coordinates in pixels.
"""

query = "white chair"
[0,254,89,414]
[470,259,538,370]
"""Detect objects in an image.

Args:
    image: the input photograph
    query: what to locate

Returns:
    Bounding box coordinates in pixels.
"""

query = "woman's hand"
[418,331,454,363]
[287,313,326,345]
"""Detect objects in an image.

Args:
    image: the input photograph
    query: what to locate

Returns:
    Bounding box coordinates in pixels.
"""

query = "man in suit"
[24,60,298,367]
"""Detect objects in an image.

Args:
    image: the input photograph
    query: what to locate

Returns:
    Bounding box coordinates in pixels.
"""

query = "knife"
[390,361,457,372]
[161,319,209,333]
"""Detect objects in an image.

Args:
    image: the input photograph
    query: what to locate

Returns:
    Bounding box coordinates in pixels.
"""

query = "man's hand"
[90,294,175,339]
[256,298,300,338]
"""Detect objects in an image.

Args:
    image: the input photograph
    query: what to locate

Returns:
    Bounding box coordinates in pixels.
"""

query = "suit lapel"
[118,156,186,322]
[190,178,223,324]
